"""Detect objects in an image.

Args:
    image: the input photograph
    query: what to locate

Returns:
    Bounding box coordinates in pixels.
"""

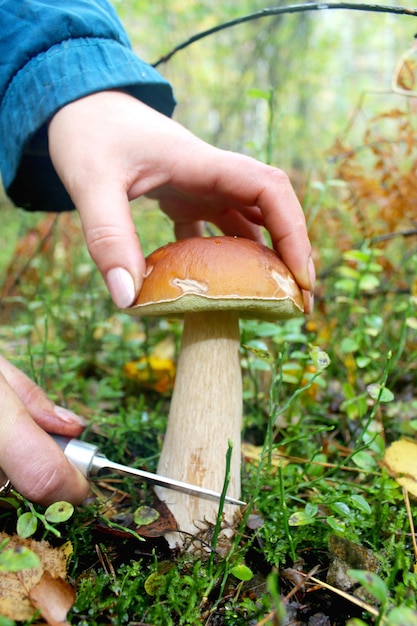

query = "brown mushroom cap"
[126,236,304,321]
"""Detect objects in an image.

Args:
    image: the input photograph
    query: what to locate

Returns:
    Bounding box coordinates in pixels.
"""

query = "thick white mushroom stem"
[155,310,242,549]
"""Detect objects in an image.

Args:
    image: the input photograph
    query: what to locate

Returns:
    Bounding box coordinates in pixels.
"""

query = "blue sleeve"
[0,0,176,211]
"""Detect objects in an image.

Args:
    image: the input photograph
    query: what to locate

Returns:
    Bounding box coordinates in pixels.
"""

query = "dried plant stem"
[403,487,417,567]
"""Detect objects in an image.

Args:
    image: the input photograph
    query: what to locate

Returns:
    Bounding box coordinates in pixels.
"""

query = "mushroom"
[126,236,303,549]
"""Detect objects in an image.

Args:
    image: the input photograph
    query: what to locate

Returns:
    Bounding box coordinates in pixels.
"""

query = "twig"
[153,3,417,67]
[254,565,321,626]
[0,214,58,299]
[301,572,380,617]
[283,564,320,603]
[273,452,381,475]
[403,486,417,567]
[255,607,281,626]
[95,543,117,578]
[328,137,414,163]
[318,228,417,281]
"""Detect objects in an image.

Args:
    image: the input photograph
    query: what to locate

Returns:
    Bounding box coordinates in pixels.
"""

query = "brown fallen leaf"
[136,499,178,538]
[29,570,75,626]
[0,532,72,622]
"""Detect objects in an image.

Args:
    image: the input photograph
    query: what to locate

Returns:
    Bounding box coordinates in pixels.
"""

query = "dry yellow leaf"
[242,442,288,469]
[0,532,71,622]
[124,355,176,393]
[382,438,417,497]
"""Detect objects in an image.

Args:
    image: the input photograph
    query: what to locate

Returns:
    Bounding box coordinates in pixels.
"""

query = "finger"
[0,356,86,436]
[74,186,146,308]
[174,221,205,240]
[210,210,266,244]
[0,373,89,505]
[197,151,313,292]
[174,215,264,243]
[255,171,313,291]
[156,188,265,242]
[48,95,146,308]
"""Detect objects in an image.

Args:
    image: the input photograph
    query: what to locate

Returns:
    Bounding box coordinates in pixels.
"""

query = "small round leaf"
[144,572,167,596]
[133,506,160,527]
[230,563,254,581]
[45,501,74,523]
[347,570,387,604]
[288,511,316,526]
[367,384,394,403]
[17,512,38,538]
[0,546,40,572]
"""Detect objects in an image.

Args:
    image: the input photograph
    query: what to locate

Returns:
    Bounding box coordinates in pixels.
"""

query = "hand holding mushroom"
[126,236,304,548]
[49,91,314,311]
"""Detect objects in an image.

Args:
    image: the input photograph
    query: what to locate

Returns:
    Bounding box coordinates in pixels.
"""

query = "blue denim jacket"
[0,0,175,211]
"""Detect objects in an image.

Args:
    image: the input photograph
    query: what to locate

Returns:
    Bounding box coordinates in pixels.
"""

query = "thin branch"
[0,214,58,299]
[153,3,417,67]
[403,487,417,567]
[318,228,417,280]
[303,573,380,617]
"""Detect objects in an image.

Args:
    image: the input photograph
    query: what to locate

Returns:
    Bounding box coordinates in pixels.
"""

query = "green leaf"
[355,356,371,368]
[349,494,371,514]
[133,506,160,526]
[340,393,368,420]
[288,511,316,526]
[0,615,16,626]
[358,274,380,291]
[338,266,360,279]
[230,563,254,581]
[367,384,394,403]
[364,314,383,334]
[309,346,331,370]
[252,321,280,337]
[17,512,38,538]
[386,607,417,625]
[0,546,40,572]
[326,516,346,532]
[351,450,377,470]
[347,570,387,604]
[305,502,319,517]
[343,250,372,263]
[0,496,19,509]
[340,337,360,353]
[406,317,417,330]
[334,278,357,293]
[144,572,167,596]
[330,501,351,517]
[99,516,145,542]
[45,501,74,523]
[247,88,270,100]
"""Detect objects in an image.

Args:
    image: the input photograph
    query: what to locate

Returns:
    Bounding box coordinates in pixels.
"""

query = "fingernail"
[303,290,314,315]
[308,257,316,296]
[54,405,88,427]
[106,267,136,308]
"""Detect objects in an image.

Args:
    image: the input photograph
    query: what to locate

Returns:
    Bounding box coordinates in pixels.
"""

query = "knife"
[53,435,245,506]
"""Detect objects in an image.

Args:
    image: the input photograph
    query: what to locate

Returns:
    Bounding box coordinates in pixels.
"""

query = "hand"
[0,356,89,505]
[48,91,314,311]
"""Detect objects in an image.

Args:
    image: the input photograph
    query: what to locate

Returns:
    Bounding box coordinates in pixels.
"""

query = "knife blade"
[53,435,245,506]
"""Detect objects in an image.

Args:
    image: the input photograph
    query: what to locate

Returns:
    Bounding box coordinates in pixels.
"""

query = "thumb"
[75,187,146,308]
[0,373,89,505]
